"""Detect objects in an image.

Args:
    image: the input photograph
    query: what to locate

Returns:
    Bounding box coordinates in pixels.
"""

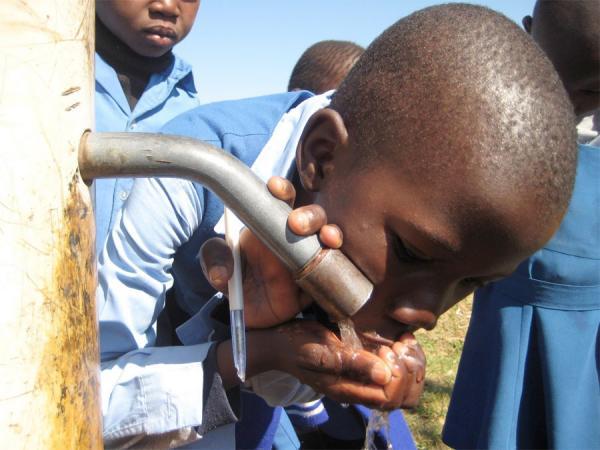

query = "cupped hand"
[273,321,426,410]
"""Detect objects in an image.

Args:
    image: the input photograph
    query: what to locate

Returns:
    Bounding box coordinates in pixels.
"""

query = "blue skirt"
[443,144,600,449]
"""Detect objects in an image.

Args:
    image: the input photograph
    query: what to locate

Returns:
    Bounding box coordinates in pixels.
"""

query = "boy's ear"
[296,108,348,192]
[522,15,533,33]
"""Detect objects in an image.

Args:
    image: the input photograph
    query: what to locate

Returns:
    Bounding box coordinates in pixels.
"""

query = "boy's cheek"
[341,229,389,285]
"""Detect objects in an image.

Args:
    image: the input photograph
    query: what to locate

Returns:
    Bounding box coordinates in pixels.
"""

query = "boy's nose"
[149,0,180,18]
[386,278,459,331]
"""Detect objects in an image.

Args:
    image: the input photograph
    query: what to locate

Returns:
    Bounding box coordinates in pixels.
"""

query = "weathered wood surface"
[0,1,101,448]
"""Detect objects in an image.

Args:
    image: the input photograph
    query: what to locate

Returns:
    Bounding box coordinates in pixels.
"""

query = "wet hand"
[272,321,425,409]
[371,333,426,409]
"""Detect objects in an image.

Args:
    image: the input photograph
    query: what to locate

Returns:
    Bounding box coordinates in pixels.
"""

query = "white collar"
[214,91,333,234]
[577,114,599,145]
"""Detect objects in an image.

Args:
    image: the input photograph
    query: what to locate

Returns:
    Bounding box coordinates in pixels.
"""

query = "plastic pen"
[224,207,246,382]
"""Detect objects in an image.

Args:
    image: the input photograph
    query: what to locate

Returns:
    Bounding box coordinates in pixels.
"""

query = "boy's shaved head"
[296,3,578,338]
[331,3,576,225]
[288,40,365,94]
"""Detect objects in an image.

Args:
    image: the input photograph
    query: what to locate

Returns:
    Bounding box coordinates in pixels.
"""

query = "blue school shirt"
[443,143,600,449]
[98,92,315,448]
[98,91,415,449]
[94,52,200,254]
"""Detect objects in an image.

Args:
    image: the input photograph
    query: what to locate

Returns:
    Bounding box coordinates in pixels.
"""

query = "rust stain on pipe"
[35,174,102,449]
[295,249,373,320]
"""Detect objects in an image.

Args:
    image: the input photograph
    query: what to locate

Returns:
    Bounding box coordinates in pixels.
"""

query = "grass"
[404,295,473,449]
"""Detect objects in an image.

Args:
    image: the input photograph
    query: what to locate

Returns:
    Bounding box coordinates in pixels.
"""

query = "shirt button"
[129,121,136,130]
[119,191,128,201]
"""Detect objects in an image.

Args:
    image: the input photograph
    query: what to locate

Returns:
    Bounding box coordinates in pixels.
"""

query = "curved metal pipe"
[79,131,372,318]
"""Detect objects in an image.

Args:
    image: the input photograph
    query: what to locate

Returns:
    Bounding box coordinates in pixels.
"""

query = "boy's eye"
[393,235,430,263]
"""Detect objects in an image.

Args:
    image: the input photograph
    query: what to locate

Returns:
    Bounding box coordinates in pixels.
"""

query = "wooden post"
[0,1,101,448]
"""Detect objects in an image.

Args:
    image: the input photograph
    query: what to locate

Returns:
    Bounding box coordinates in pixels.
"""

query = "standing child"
[443,1,600,448]
[97,4,577,448]
[94,0,201,253]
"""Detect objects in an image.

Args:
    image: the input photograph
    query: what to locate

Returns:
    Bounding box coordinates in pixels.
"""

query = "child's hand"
[276,321,425,409]
[226,320,426,409]
[266,176,343,249]
[200,176,342,328]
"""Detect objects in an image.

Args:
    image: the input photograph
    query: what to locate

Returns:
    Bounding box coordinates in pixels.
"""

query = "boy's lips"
[143,26,177,46]
[358,326,416,348]
[359,331,395,347]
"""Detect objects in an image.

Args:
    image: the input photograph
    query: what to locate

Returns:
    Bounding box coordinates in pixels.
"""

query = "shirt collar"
[95,51,197,109]
[214,91,333,234]
[168,54,197,94]
[577,114,599,145]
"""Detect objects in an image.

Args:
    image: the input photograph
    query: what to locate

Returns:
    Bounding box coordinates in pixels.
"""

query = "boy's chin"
[134,36,176,58]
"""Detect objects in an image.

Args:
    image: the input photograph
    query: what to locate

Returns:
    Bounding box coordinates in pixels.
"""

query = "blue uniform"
[98,92,415,449]
[100,92,320,448]
[443,144,600,449]
[94,52,200,254]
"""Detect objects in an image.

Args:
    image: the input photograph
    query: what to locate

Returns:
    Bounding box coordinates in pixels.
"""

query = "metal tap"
[79,131,373,319]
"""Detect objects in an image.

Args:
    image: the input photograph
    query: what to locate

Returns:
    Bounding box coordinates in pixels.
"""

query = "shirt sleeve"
[97,177,238,442]
[245,371,321,407]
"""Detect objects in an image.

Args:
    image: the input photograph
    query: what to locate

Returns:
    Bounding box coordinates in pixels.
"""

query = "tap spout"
[79,131,372,319]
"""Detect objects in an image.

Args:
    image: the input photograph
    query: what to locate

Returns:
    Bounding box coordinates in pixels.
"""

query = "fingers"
[267,176,343,249]
[297,343,392,386]
[341,349,392,385]
[378,346,404,378]
[319,224,343,249]
[392,336,426,408]
[282,322,425,410]
[287,205,328,235]
[267,176,296,206]
[302,373,392,408]
[393,334,426,376]
[199,237,234,292]
[288,206,343,249]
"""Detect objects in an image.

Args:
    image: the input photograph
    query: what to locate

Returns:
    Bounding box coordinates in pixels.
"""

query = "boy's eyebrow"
[404,222,461,256]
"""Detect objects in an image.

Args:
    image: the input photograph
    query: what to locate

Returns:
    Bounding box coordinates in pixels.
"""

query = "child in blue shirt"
[95,3,306,448]
[94,0,201,253]
[443,1,600,448]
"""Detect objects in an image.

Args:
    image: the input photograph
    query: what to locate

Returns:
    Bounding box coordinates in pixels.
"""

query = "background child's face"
[312,144,550,345]
[97,0,200,58]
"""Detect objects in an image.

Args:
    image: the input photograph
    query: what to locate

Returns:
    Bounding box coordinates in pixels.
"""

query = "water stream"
[337,318,393,450]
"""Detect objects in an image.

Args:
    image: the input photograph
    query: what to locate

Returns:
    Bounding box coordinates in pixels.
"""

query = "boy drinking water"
[97,4,577,447]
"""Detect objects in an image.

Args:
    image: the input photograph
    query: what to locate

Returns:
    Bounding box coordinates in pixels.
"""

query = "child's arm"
[98,177,239,445]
